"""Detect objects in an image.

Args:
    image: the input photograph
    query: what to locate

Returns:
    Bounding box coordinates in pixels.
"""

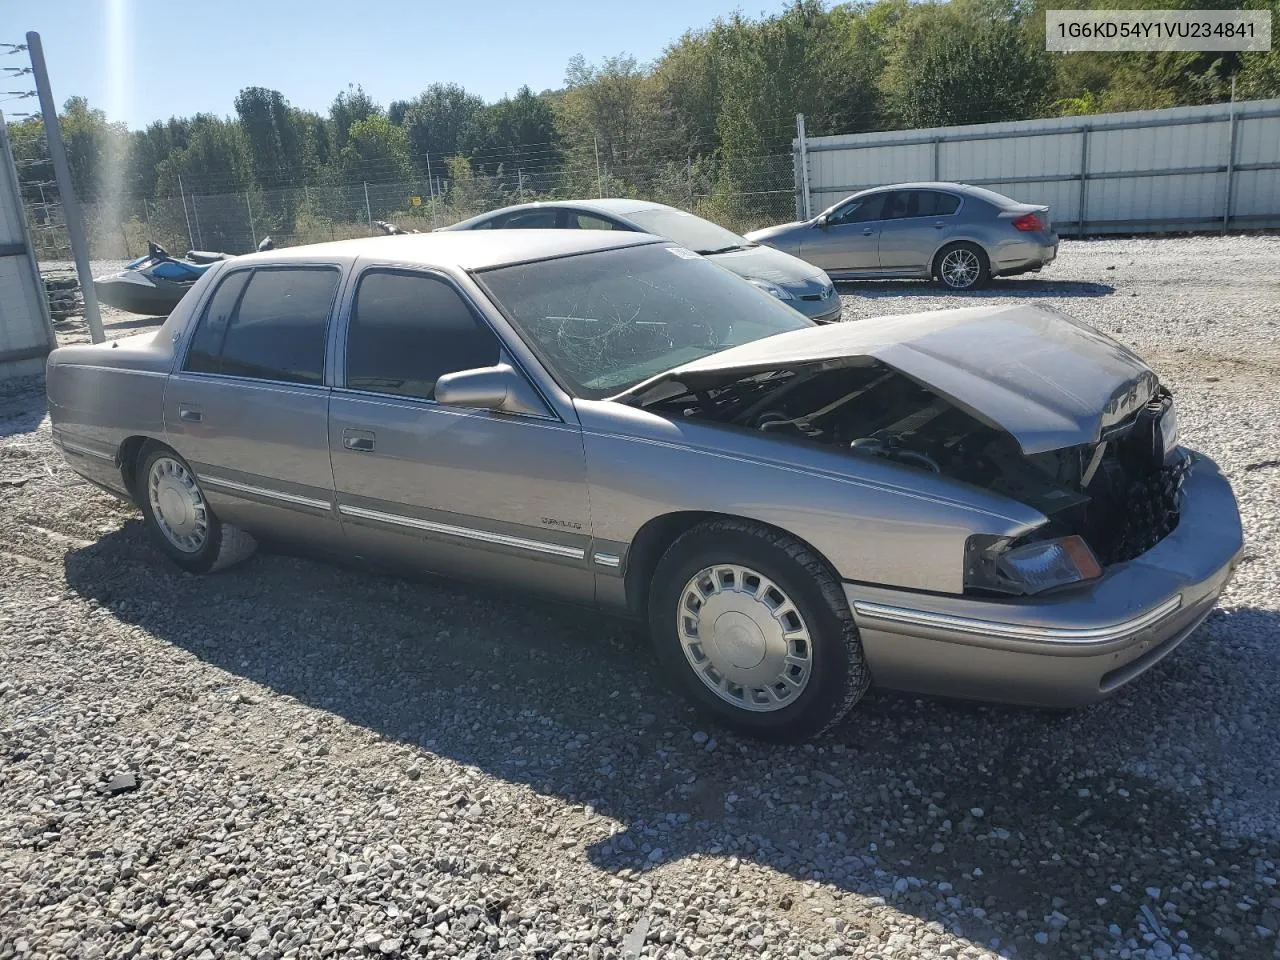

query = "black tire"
[136,443,256,574]
[933,241,990,291]
[647,517,870,742]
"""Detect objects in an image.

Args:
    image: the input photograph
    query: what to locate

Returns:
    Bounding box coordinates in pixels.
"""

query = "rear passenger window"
[932,193,961,216]
[497,210,560,229]
[345,271,501,401]
[185,270,250,375]
[572,213,618,230]
[183,267,338,385]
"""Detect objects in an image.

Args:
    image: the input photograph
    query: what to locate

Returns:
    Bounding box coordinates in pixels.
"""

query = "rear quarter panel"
[45,264,220,496]
[576,401,1046,595]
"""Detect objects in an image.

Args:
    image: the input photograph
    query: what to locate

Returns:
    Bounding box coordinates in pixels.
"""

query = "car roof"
[855,182,970,193]
[473,197,669,219]
[229,229,662,271]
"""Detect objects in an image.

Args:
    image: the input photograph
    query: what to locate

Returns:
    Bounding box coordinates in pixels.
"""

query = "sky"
[14,0,788,130]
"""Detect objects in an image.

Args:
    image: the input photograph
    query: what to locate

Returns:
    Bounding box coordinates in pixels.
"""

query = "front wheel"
[934,242,989,291]
[647,518,870,741]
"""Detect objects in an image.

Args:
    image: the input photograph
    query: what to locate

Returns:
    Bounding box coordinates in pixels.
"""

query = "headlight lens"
[965,534,1102,595]
[748,278,795,301]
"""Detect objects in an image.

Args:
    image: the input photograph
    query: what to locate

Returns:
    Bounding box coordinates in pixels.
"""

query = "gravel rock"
[2,237,1279,959]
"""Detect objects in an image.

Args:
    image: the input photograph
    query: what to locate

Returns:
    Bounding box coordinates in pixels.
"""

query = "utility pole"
[27,31,103,343]
[363,181,373,227]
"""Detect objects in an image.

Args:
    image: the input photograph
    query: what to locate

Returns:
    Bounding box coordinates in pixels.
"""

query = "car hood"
[707,243,826,285]
[744,221,808,243]
[617,304,1159,455]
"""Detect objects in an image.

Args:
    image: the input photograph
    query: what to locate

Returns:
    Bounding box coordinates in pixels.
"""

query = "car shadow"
[837,278,1116,300]
[62,525,1280,957]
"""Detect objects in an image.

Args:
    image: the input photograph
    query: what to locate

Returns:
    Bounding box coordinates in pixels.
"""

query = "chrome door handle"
[934,221,946,229]
[178,406,202,423]
[862,227,873,235]
[342,428,375,452]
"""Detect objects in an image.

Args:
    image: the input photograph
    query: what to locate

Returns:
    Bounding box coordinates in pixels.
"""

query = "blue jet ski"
[93,237,272,316]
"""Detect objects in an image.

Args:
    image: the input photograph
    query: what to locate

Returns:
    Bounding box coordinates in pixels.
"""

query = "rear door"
[327,266,595,603]
[798,192,887,274]
[164,263,344,549]
[876,190,962,271]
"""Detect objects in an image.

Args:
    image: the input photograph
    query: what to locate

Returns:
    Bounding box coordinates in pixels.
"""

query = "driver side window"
[345,270,501,401]
[829,193,886,226]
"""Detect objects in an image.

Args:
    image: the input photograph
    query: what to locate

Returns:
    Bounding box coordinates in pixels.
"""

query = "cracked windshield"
[480,243,808,398]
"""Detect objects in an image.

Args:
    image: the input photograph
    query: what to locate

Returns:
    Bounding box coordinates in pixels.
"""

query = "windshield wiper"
[695,243,755,255]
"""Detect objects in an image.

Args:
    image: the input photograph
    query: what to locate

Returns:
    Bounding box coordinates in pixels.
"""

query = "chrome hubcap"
[941,248,981,288]
[677,564,813,712]
[147,456,208,553]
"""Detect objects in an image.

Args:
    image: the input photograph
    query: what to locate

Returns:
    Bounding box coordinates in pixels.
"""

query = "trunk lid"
[617,304,1158,455]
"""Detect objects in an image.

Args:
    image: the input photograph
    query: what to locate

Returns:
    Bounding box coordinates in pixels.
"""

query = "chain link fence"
[22,152,798,260]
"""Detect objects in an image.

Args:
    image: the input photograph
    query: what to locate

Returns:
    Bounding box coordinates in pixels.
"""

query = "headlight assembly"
[747,278,795,301]
[965,533,1102,596]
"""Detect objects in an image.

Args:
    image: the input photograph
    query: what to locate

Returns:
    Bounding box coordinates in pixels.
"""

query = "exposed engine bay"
[640,359,1187,569]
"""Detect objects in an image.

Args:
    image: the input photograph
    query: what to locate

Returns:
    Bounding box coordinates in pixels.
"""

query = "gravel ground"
[2,236,1279,960]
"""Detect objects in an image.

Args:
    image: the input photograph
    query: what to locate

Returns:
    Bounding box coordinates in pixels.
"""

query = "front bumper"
[793,296,843,323]
[844,451,1242,708]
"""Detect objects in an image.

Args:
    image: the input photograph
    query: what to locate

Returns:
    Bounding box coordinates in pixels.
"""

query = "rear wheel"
[934,242,989,291]
[647,518,869,741]
[137,443,256,573]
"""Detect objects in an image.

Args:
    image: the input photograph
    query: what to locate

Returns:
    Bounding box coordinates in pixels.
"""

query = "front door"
[798,191,888,274]
[163,263,344,550]
[327,267,596,604]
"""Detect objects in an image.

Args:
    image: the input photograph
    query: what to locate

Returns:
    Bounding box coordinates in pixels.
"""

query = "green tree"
[334,113,414,183]
[234,87,308,187]
[398,83,487,171]
[329,84,381,153]
[880,0,1052,128]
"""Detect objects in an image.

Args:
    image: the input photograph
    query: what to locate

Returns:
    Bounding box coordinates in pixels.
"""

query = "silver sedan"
[441,199,842,322]
[746,182,1060,290]
[46,231,1240,741]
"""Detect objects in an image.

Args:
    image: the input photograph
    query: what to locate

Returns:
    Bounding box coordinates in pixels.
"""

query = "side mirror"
[814,214,829,229]
[434,363,547,417]
[257,236,274,252]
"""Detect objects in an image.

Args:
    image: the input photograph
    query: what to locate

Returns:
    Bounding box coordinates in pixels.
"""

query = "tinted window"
[185,270,250,374]
[346,271,501,401]
[184,267,337,384]
[932,192,961,216]
[572,213,619,231]
[829,193,886,225]
[883,191,962,218]
[496,209,560,229]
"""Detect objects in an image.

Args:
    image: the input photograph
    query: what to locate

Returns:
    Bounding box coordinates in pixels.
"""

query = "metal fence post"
[1223,78,1238,234]
[178,174,195,249]
[796,114,812,220]
[190,192,204,250]
[687,157,694,208]
[594,137,603,198]
[27,31,104,343]
[425,153,438,228]
[1076,126,1091,237]
[363,181,372,226]
[932,137,942,180]
[245,191,257,249]
[518,168,524,202]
